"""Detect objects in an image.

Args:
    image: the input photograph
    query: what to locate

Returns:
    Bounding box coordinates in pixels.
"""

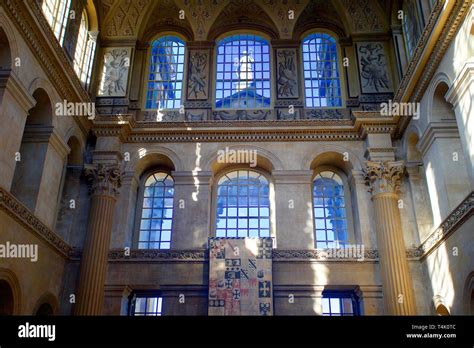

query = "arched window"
[73,10,96,88]
[145,36,185,110]
[216,170,270,238]
[402,0,423,58]
[313,171,348,248]
[215,34,271,108]
[41,0,71,45]
[302,33,342,108]
[138,172,174,249]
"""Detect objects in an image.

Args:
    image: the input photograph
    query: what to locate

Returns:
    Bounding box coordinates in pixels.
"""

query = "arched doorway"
[0,280,14,315]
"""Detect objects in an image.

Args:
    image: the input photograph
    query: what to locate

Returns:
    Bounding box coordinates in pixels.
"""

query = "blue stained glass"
[302,33,342,108]
[146,36,185,110]
[215,34,271,108]
[313,172,348,247]
[215,170,270,238]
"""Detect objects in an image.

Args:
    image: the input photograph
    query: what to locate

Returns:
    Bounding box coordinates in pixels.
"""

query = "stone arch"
[203,144,284,174]
[11,87,55,211]
[27,77,61,127]
[426,72,454,124]
[0,268,21,315]
[302,145,363,175]
[125,146,184,177]
[0,14,20,74]
[33,292,59,315]
[463,271,474,315]
[0,26,11,70]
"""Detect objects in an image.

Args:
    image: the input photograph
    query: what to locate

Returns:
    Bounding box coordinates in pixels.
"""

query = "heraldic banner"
[208,238,273,316]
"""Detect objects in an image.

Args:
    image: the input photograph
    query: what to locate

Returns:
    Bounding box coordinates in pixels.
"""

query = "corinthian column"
[75,164,122,315]
[364,161,416,315]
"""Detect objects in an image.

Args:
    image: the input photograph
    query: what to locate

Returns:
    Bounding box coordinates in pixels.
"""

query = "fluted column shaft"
[365,161,416,315]
[75,164,121,315]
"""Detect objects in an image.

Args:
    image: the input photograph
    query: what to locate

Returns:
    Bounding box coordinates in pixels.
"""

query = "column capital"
[363,160,405,196]
[84,164,122,196]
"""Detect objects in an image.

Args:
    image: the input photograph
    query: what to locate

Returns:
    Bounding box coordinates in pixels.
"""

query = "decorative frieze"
[108,249,207,261]
[363,161,405,195]
[213,110,273,121]
[303,109,346,120]
[273,248,379,261]
[84,164,122,196]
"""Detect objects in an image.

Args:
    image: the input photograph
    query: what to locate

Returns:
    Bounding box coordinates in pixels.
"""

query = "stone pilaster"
[74,164,122,315]
[364,160,417,315]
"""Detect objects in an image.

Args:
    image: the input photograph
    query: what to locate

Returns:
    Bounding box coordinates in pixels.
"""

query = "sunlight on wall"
[311,263,329,315]
[425,161,442,227]
[305,201,314,249]
[192,143,201,201]
[427,242,455,311]
[138,148,147,159]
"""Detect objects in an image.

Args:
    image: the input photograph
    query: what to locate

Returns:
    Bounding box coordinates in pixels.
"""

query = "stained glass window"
[313,171,348,249]
[138,172,174,249]
[216,170,270,238]
[215,34,271,108]
[41,0,70,45]
[302,33,342,108]
[146,36,185,110]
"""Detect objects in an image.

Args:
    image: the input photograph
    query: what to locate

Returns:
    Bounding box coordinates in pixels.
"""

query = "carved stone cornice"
[418,192,474,259]
[0,187,71,258]
[84,164,122,196]
[363,160,405,195]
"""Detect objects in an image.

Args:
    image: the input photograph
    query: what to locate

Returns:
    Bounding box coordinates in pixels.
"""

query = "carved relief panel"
[97,47,132,97]
[276,48,299,99]
[187,49,210,100]
[356,42,393,94]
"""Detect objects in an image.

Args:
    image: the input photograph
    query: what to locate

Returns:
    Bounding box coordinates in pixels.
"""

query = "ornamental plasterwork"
[175,0,228,41]
[337,0,387,33]
[363,160,405,195]
[102,0,152,38]
[260,0,309,39]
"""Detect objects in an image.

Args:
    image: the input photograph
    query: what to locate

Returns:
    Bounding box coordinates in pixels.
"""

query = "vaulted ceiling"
[95,0,392,41]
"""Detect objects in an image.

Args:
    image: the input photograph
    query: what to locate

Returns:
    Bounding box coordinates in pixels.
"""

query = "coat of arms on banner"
[208,238,273,316]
